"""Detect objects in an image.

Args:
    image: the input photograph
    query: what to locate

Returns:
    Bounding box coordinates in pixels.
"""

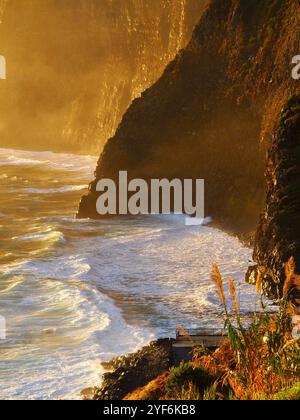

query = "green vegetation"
[165,362,215,399]
[204,259,300,400]
[274,382,300,400]
[125,258,300,400]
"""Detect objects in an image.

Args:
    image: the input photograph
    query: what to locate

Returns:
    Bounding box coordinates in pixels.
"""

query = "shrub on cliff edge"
[207,259,300,400]
[165,362,215,399]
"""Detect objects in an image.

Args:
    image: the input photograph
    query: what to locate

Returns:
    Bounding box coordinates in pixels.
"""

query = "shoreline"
[82,339,174,401]
[80,221,258,401]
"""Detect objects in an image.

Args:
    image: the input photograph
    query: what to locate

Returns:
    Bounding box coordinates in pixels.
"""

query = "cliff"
[0,0,207,153]
[78,0,300,292]
[247,96,300,297]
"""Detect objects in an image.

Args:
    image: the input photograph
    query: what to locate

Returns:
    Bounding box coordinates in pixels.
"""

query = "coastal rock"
[78,0,300,235]
[247,97,300,297]
[78,0,300,296]
[92,339,174,401]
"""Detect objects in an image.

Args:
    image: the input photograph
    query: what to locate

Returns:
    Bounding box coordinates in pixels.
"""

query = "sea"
[0,148,262,399]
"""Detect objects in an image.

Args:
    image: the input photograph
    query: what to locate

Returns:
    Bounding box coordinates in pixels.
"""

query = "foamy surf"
[0,148,260,400]
[0,276,153,400]
[13,229,66,244]
[23,185,88,194]
[0,148,97,178]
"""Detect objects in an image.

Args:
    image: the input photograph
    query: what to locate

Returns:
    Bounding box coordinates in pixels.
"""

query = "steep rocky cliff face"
[247,97,300,297]
[0,0,207,153]
[79,0,300,292]
[79,0,299,225]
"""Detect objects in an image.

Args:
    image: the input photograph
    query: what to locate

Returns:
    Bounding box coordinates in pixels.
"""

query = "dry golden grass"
[124,373,169,401]
[229,277,239,318]
[211,263,227,309]
[124,258,300,401]
[284,257,298,297]
[176,324,196,347]
[256,270,262,294]
[206,258,300,400]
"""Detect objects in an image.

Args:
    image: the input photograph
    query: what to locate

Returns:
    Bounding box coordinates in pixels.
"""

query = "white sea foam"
[3,255,90,279]
[0,276,153,400]
[23,185,88,194]
[0,148,97,177]
[0,149,262,400]
[4,216,263,335]
[13,229,65,244]
[1,214,258,400]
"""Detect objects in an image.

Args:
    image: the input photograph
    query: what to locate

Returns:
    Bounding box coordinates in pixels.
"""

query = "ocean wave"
[68,217,266,325]
[2,156,42,166]
[0,155,262,400]
[22,185,88,194]
[0,273,154,400]
[0,148,97,176]
[2,254,89,279]
[13,229,65,244]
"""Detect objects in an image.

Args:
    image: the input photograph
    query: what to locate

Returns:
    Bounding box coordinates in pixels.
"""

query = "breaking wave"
[0,148,261,400]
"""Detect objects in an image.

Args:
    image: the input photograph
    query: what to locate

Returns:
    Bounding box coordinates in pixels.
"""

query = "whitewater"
[0,148,261,400]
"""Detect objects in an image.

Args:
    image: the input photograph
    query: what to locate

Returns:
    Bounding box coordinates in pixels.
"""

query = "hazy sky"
[0,0,207,154]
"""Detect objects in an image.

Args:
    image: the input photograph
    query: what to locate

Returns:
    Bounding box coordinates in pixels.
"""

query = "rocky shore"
[86,339,174,401]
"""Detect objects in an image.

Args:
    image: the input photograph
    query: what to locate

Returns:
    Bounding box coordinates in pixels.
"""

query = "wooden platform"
[172,328,227,366]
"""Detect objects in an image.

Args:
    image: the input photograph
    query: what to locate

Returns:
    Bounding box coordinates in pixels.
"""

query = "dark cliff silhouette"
[78,0,300,294]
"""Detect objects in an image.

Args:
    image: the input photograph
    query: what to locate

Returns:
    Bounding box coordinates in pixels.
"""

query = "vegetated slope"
[0,0,206,153]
